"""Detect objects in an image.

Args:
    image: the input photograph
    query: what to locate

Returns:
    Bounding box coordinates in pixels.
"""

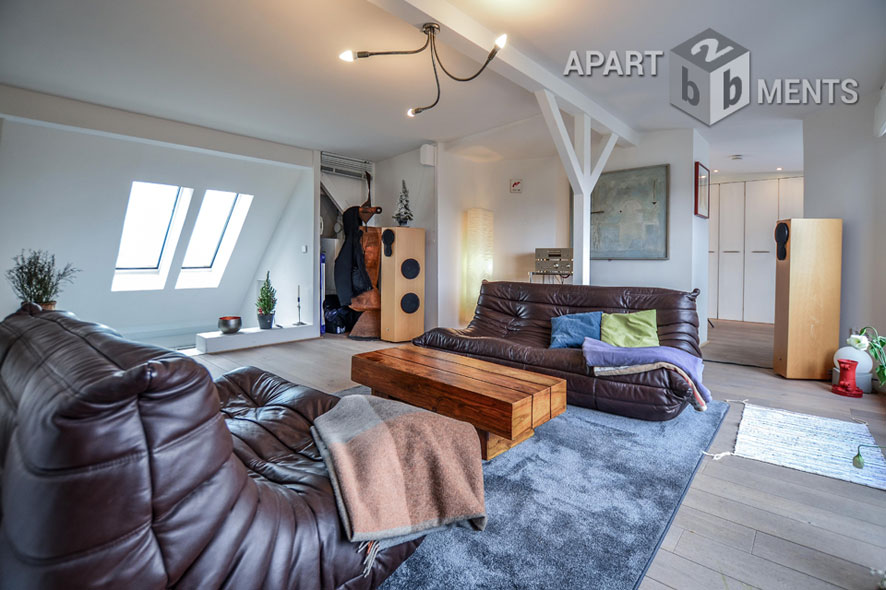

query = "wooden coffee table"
[351,345,566,459]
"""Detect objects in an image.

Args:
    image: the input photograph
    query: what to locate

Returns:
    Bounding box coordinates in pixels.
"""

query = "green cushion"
[600,310,660,348]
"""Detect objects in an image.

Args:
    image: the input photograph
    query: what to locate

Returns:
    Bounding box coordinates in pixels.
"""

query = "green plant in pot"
[850,327,886,391]
[256,271,277,329]
[5,249,79,311]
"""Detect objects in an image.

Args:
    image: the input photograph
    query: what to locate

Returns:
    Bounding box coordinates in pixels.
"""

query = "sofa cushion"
[601,310,660,348]
[550,311,602,349]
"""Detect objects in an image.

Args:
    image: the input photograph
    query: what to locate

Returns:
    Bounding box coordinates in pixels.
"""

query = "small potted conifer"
[256,271,277,329]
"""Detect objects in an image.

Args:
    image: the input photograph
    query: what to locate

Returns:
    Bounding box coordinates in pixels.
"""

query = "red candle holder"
[832,359,863,398]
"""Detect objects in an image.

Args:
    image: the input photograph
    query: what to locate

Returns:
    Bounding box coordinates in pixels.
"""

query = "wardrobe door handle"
[722,250,740,253]
[751,250,770,253]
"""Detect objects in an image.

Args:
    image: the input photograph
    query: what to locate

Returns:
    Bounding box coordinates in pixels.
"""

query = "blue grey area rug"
[733,403,886,490]
[336,387,728,590]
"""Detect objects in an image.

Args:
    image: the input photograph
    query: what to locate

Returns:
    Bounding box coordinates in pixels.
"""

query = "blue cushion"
[550,311,603,349]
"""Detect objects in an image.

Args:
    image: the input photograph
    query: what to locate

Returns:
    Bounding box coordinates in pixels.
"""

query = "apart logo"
[669,28,750,125]
[563,29,860,126]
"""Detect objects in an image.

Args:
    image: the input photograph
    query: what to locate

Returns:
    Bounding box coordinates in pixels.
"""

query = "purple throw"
[582,337,712,403]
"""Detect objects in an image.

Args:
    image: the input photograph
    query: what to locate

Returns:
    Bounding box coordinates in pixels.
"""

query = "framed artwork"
[590,164,669,260]
[694,162,710,218]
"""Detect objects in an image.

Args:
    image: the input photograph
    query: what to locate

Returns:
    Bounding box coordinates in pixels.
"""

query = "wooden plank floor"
[195,330,886,590]
[702,319,775,369]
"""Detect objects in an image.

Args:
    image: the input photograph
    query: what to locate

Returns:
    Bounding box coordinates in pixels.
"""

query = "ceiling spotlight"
[713,169,719,173]
[776,167,783,171]
[339,22,508,118]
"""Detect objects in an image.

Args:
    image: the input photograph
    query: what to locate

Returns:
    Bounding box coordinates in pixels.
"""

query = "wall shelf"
[196,324,315,353]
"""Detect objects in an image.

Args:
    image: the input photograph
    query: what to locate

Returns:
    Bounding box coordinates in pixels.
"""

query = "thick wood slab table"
[351,345,566,459]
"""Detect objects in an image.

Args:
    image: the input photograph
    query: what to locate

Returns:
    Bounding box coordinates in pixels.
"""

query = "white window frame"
[112,182,193,292]
[175,192,253,290]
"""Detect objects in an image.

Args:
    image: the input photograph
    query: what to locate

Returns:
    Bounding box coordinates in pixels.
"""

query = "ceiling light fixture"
[776,167,783,171]
[713,169,719,173]
[339,23,507,118]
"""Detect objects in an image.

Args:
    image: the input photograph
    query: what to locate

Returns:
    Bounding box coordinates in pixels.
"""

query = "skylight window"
[112,181,193,291]
[175,190,253,289]
[116,182,186,270]
[181,191,240,269]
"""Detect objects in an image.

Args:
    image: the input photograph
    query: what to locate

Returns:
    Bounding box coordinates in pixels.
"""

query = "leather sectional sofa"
[414,281,702,421]
[0,305,419,590]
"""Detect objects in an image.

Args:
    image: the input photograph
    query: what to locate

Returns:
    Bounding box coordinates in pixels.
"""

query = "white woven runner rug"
[733,403,886,490]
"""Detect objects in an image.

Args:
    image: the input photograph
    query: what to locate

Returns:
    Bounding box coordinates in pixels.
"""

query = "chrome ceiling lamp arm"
[430,30,504,83]
[339,36,430,62]
[407,39,442,118]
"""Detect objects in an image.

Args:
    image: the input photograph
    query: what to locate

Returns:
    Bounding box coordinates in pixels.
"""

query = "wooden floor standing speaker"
[380,227,425,342]
[773,218,842,379]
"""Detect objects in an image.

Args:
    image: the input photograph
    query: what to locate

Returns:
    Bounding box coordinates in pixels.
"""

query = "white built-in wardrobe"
[708,177,804,323]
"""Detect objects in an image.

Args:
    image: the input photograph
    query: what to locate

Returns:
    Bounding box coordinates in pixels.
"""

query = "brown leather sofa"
[414,281,702,421]
[0,305,419,590]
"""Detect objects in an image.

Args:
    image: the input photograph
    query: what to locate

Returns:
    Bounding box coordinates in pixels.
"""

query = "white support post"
[536,89,620,286]
[573,112,592,286]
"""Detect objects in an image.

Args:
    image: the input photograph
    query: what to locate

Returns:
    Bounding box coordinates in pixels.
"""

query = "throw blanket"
[582,337,711,412]
[311,395,487,575]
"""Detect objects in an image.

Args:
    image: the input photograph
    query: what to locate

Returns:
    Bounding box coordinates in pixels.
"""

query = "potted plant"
[256,271,277,329]
[852,327,886,393]
[392,180,414,226]
[5,249,79,310]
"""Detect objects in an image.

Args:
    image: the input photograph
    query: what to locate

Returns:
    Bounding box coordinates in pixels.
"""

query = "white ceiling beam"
[367,0,639,146]
[588,132,619,192]
[535,89,587,196]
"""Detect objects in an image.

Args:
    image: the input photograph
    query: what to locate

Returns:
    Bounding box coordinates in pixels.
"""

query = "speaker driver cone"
[400,293,420,314]
[401,258,421,279]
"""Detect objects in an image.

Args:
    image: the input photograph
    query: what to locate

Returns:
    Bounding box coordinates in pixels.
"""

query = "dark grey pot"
[218,316,242,334]
[257,313,275,329]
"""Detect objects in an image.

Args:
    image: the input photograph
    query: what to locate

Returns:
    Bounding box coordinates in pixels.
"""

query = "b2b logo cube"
[669,28,750,125]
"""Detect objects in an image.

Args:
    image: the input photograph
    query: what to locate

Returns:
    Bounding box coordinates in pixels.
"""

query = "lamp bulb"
[406,108,416,118]
[339,50,355,62]
[494,34,508,49]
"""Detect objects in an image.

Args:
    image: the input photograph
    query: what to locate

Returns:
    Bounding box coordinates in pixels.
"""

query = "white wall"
[803,91,886,336]
[239,169,317,329]
[436,152,570,327]
[374,147,439,328]
[0,119,314,345]
[590,129,710,341]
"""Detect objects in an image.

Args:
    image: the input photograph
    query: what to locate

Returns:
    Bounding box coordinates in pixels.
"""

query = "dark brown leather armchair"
[414,281,702,421]
[0,305,418,589]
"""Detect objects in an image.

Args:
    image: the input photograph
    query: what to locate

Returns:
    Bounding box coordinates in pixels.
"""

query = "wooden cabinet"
[717,182,745,320]
[707,184,720,319]
[743,180,779,323]
[709,177,804,324]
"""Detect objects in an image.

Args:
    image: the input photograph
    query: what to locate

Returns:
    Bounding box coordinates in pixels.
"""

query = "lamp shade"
[462,208,494,323]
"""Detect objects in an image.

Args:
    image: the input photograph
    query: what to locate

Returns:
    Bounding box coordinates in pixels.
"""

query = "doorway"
[705,176,802,368]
